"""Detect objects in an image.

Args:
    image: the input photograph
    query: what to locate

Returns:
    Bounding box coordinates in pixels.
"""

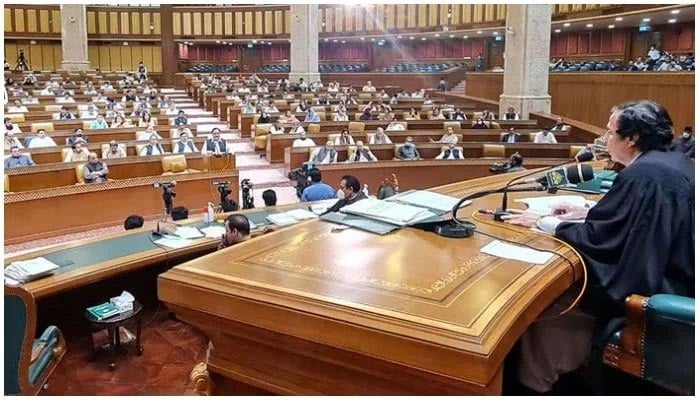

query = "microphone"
[212,180,231,186]
[575,150,594,163]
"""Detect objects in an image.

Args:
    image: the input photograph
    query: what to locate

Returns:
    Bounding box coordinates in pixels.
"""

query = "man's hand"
[550,203,589,220]
[500,209,541,228]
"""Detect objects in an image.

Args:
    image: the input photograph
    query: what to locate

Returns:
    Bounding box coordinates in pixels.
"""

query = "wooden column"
[160,5,179,86]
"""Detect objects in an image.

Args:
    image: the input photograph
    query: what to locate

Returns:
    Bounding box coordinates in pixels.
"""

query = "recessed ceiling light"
[462,35,468,39]
[421,37,426,41]
[642,18,651,22]
[563,23,570,27]
[324,38,328,42]
[215,40,221,44]
[370,38,375,42]
[333,39,338,43]
[228,43,233,46]
[410,36,415,40]
[492,32,498,35]
[608,24,615,29]
[341,40,346,43]
[397,35,402,39]
[586,23,593,28]
[449,34,455,38]
[252,39,257,43]
[554,29,561,33]
[671,9,680,14]
[222,41,227,44]
[669,19,677,23]
[434,33,440,37]
[321,22,325,27]
[476,30,482,34]
[615,17,623,21]
[268,42,272,45]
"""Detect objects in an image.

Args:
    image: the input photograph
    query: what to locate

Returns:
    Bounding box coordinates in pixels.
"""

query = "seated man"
[56,93,75,104]
[304,108,321,123]
[7,100,28,113]
[362,80,376,92]
[548,117,570,132]
[4,146,34,168]
[334,129,355,146]
[89,114,109,130]
[431,126,459,144]
[386,120,406,131]
[57,106,75,120]
[533,129,558,144]
[66,128,88,146]
[173,110,188,126]
[292,132,316,148]
[452,108,467,120]
[122,89,138,103]
[201,128,229,154]
[348,141,377,162]
[333,109,350,122]
[140,135,166,156]
[79,103,99,119]
[64,142,90,162]
[21,94,39,105]
[435,143,464,160]
[505,152,526,172]
[325,175,367,214]
[503,107,520,120]
[278,110,299,124]
[124,215,144,230]
[103,140,127,159]
[174,131,199,153]
[396,137,421,160]
[136,126,161,141]
[83,152,109,183]
[501,127,522,143]
[369,127,392,144]
[262,189,277,207]
[4,132,23,149]
[4,117,22,134]
[219,214,252,249]
[301,168,337,202]
[670,126,694,159]
[309,141,338,164]
[27,129,57,148]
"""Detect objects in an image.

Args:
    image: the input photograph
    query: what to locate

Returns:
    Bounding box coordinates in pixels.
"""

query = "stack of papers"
[4,257,60,283]
[341,198,436,227]
[309,199,341,215]
[154,235,194,249]
[174,226,204,239]
[480,240,554,264]
[199,225,226,238]
[266,208,318,226]
[387,190,469,213]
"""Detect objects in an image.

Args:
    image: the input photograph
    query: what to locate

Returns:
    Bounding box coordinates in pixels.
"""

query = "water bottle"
[202,206,210,224]
[206,202,214,224]
[362,184,369,197]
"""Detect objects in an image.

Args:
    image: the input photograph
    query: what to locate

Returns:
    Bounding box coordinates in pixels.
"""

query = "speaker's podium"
[158,169,603,395]
[204,152,235,171]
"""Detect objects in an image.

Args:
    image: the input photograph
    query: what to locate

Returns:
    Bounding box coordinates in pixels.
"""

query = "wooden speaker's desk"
[158,170,594,394]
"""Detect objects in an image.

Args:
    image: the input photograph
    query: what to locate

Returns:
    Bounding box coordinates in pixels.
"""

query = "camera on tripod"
[153,181,177,217]
[287,163,313,199]
[489,161,512,174]
[240,178,254,210]
[213,180,238,211]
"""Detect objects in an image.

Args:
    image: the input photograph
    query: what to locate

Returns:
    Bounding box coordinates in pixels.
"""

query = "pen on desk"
[478,209,496,215]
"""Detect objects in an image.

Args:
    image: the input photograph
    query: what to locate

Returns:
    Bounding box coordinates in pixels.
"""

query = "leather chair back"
[348,121,365,132]
[443,121,461,131]
[6,114,25,123]
[570,145,586,159]
[30,122,54,133]
[100,143,127,157]
[44,105,62,112]
[161,154,188,174]
[4,174,9,192]
[75,163,86,184]
[483,144,505,158]
[308,124,321,134]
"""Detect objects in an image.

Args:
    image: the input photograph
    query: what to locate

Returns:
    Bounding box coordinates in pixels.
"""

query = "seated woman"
[405,107,421,120]
[269,123,285,135]
[138,112,156,128]
[481,109,496,120]
[359,109,375,121]
[258,111,271,124]
[110,115,131,129]
[334,129,355,146]
[295,100,309,113]
[278,110,299,124]
[334,109,349,122]
[429,108,446,120]
[473,118,489,129]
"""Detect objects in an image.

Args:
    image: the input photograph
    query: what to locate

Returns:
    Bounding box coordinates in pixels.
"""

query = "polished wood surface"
[285,142,583,172]
[158,170,595,394]
[5,168,238,245]
[465,72,695,130]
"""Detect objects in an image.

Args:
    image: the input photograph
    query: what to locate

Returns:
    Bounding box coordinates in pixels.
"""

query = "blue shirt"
[174,117,188,126]
[301,182,336,202]
[5,155,34,168]
[89,120,108,130]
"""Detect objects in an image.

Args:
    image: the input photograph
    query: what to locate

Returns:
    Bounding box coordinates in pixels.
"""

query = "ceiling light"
[642,18,650,22]
[586,23,593,28]
[669,19,677,23]
[324,38,328,42]
[476,30,482,34]
[370,38,375,42]
[333,39,338,43]
[397,35,402,39]
[492,32,498,35]
[563,23,570,27]
[449,34,455,38]
[215,40,220,44]
[421,37,426,41]
[222,41,227,44]
[671,9,680,14]
[615,17,623,21]
[434,33,440,37]
[321,22,326,27]
[252,39,257,43]
[410,36,415,40]
[462,35,468,39]
[341,40,346,43]
[608,24,615,29]
[268,42,272,45]
[360,37,365,40]
[554,29,561,33]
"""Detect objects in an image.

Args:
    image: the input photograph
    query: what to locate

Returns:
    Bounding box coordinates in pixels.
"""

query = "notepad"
[4,257,60,283]
[480,240,554,265]
[388,190,469,213]
[154,236,194,249]
[174,226,204,239]
[341,198,436,227]
[200,226,226,238]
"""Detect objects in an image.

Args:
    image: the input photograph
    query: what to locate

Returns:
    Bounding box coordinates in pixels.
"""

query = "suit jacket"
[502,133,521,143]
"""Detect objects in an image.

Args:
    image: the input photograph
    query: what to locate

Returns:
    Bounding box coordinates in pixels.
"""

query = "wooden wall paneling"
[345,7,353,32]
[406,5,416,29]
[131,46,143,70]
[193,12,202,36]
[52,44,62,70]
[366,5,375,31]
[322,7,330,33]
[4,9,12,33]
[284,10,290,34]
[182,12,191,36]
[41,45,54,71]
[204,12,212,35]
[14,9,24,32]
[450,4,461,25]
[109,12,119,35]
[395,4,405,29]
[51,10,61,34]
[235,12,243,35]
[254,11,263,35]
[120,45,132,71]
[462,5,472,24]
[377,5,386,30]
[98,45,111,70]
[29,44,43,70]
[273,11,283,35]
[87,11,97,34]
[484,4,495,22]
[109,45,121,71]
[473,5,483,23]
[678,25,694,51]
[121,11,131,35]
[385,5,395,30]
[355,7,364,32]
[439,5,449,26]
[611,31,625,53]
[334,7,343,33]
[152,46,162,73]
[98,11,108,35]
[263,11,272,35]
[27,9,37,33]
[578,33,589,54]
[142,13,152,36]
[88,45,99,70]
[496,4,507,20]
[152,12,160,35]
[417,4,427,28]
[244,12,253,35]
[589,31,601,54]
[131,12,141,35]
[5,45,18,68]
[225,12,233,35]
[427,4,438,27]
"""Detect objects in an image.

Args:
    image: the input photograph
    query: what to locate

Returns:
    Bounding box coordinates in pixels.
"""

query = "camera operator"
[213,180,238,211]
[489,152,526,174]
[300,168,336,202]
[154,182,177,216]
[241,178,255,209]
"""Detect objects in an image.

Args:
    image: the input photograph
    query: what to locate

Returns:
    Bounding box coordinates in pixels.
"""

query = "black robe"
[555,150,694,341]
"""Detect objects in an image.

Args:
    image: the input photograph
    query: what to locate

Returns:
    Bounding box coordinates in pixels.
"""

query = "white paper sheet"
[154,237,194,249]
[285,208,318,220]
[174,226,205,239]
[388,190,468,213]
[266,212,299,226]
[199,226,226,239]
[480,240,554,265]
[514,195,595,215]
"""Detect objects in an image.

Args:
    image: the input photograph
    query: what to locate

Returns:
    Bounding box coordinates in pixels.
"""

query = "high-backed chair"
[472,112,483,120]
[354,112,364,121]
[443,121,461,131]
[254,124,272,150]
[471,120,489,128]
[308,124,321,134]
[4,284,66,395]
[440,145,464,158]
[75,163,86,184]
[100,143,127,157]
[386,121,407,131]
[301,93,314,101]
[252,114,260,125]
[161,154,200,175]
[315,111,326,121]
[483,144,505,158]
[603,294,694,395]
[403,112,421,120]
[44,105,62,112]
[528,132,538,142]
[569,145,586,159]
[30,122,54,133]
[327,134,340,144]
[273,99,287,109]
[491,122,501,129]
[6,114,25,123]
[348,121,365,132]
[82,121,94,130]
[4,174,10,192]
[347,145,358,160]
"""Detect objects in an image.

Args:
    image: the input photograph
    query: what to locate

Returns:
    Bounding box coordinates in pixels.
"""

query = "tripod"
[15,51,30,72]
